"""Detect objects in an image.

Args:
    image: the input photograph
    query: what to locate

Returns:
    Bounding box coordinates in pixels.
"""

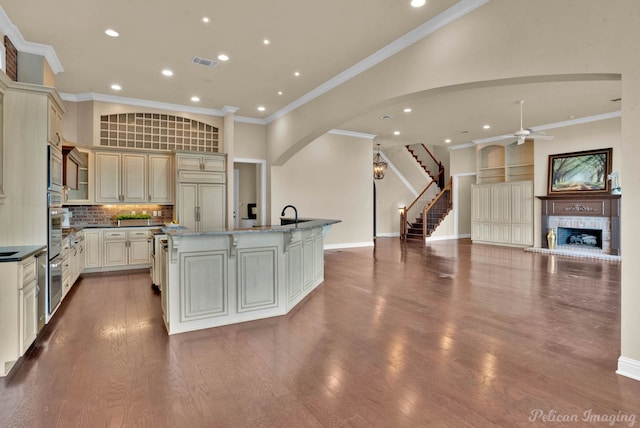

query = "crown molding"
[448,142,476,151]
[329,129,377,139]
[0,6,63,73]
[264,0,490,124]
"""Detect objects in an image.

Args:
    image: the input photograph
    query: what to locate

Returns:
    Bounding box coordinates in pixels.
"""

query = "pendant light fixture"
[373,144,388,179]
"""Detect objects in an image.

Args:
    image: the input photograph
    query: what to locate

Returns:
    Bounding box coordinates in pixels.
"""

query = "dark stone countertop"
[0,245,47,263]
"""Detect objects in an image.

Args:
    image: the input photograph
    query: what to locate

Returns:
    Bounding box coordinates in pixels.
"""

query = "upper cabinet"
[94,150,173,204]
[48,100,63,148]
[63,148,92,205]
[95,151,146,203]
[476,139,534,184]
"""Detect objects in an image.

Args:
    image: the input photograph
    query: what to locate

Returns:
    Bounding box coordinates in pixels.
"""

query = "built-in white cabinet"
[1,253,41,376]
[148,154,173,203]
[175,152,226,231]
[94,150,172,204]
[19,257,38,355]
[84,230,102,269]
[178,183,226,232]
[95,152,147,203]
[48,99,64,148]
[64,148,92,205]
[102,229,151,268]
[471,180,533,247]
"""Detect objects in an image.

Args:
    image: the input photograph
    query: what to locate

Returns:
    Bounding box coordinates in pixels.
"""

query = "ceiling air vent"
[192,57,218,68]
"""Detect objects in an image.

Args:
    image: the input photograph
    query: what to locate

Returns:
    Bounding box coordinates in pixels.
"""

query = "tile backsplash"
[66,205,174,227]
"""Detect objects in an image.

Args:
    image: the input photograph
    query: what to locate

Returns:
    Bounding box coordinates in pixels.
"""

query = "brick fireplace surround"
[538,194,621,256]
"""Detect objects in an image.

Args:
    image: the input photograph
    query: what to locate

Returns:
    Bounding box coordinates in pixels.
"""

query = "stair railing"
[400,167,444,239]
[421,176,453,237]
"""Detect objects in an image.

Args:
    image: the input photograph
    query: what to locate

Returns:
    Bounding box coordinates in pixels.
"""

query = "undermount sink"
[280,218,311,226]
[0,251,19,257]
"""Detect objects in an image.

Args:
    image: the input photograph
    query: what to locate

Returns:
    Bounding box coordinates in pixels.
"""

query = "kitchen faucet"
[281,205,298,224]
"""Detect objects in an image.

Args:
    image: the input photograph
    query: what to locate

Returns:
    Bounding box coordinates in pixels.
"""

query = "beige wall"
[271,133,372,246]
[235,122,267,160]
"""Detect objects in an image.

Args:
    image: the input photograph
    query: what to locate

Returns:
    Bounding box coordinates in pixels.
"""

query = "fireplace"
[538,195,620,256]
[557,227,602,249]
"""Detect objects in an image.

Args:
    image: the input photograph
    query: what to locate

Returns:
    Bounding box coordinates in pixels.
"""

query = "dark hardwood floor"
[1,238,638,427]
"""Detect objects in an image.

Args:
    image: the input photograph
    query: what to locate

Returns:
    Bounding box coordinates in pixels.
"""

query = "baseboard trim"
[426,234,470,242]
[324,241,375,250]
[376,232,400,237]
[617,356,640,381]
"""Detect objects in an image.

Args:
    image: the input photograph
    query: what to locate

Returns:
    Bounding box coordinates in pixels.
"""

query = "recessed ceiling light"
[444,138,452,144]
[394,131,401,136]
[217,54,229,62]
[191,96,200,102]
[110,84,122,91]
[257,106,266,112]
[294,71,301,77]
[483,124,491,129]
[277,91,283,96]
[162,69,174,77]
[105,29,119,37]
[263,39,270,45]
[403,107,412,113]
[202,17,210,23]
[411,0,426,7]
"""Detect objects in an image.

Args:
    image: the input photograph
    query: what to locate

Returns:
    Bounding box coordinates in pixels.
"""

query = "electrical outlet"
[131,210,136,214]
[159,210,163,217]
[142,210,147,215]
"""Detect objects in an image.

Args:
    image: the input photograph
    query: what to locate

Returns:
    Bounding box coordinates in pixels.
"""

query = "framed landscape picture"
[547,148,612,194]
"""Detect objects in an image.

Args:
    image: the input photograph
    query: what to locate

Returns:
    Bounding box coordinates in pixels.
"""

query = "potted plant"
[115,213,152,226]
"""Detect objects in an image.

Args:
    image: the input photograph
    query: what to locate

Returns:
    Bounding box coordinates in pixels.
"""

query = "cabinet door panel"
[237,248,278,312]
[199,184,226,232]
[178,183,198,231]
[149,154,172,203]
[104,241,127,267]
[122,154,147,202]
[128,239,151,265]
[95,153,121,203]
[491,184,511,223]
[20,280,38,354]
[84,231,102,268]
[181,251,227,320]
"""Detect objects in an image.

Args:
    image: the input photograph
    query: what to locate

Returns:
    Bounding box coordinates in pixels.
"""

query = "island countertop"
[162,218,340,236]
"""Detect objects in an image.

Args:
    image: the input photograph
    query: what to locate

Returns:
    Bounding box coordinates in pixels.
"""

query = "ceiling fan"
[509,100,554,145]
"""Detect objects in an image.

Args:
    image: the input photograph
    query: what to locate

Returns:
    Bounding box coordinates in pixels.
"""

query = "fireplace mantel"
[537,194,621,255]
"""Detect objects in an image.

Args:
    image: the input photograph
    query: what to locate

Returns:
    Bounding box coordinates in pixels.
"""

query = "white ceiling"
[0,0,621,148]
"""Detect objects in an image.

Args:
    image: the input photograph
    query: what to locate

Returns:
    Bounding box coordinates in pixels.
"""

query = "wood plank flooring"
[1,238,639,427]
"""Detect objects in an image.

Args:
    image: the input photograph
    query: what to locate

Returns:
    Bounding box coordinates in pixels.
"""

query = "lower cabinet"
[19,257,38,355]
[84,227,153,272]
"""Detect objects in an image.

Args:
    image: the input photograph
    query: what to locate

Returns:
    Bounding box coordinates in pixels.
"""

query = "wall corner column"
[222,106,238,229]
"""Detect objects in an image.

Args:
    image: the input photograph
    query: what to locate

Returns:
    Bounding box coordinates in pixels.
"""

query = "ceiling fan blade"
[531,134,554,140]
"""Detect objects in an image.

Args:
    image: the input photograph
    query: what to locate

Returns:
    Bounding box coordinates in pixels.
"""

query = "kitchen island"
[161,218,340,334]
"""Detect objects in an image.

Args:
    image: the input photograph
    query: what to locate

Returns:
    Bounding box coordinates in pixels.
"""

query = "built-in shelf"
[476,140,534,184]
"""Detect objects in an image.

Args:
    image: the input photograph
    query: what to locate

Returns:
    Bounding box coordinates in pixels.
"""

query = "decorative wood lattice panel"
[100,113,219,152]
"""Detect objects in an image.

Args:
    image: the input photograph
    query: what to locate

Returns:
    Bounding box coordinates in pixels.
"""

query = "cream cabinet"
[84,230,102,269]
[64,148,92,205]
[471,181,533,247]
[95,152,147,203]
[102,229,151,268]
[178,183,226,232]
[175,152,227,231]
[48,99,64,148]
[176,153,225,172]
[148,154,173,203]
[95,151,172,204]
[19,257,38,355]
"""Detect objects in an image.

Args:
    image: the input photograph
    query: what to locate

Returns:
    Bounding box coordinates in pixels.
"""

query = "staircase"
[406,144,445,189]
[405,189,452,240]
